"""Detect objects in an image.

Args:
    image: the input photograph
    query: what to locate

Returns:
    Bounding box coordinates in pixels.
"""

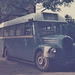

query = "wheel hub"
[38,56,44,65]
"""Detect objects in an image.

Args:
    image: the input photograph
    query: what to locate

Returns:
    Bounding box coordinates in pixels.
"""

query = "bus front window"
[62,24,67,35]
[37,22,67,36]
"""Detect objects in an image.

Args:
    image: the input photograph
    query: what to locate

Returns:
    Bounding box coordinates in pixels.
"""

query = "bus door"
[23,23,35,61]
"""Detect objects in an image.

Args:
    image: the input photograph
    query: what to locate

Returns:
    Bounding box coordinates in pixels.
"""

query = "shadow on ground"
[8,58,75,72]
[0,57,75,75]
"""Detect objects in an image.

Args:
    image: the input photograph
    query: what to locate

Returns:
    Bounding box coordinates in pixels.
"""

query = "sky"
[36,2,75,19]
[58,2,75,19]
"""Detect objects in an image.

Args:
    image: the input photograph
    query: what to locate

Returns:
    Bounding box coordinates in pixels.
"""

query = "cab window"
[16,24,24,36]
[0,28,3,37]
[24,23,32,35]
[10,26,16,36]
[3,27,9,37]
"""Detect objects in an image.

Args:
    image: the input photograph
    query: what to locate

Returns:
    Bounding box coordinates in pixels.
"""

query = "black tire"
[35,51,51,71]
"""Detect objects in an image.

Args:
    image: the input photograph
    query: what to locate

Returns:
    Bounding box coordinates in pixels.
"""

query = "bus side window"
[0,28,3,37]
[24,23,32,35]
[3,27,9,37]
[62,24,67,35]
[10,26,16,36]
[16,24,24,36]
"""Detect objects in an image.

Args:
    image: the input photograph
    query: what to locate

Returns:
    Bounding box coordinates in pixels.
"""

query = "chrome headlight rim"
[48,47,56,54]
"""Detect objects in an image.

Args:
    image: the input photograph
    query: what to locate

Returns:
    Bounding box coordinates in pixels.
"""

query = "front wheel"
[35,51,52,71]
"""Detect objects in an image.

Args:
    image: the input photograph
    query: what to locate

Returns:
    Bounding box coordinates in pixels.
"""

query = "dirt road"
[0,57,75,75]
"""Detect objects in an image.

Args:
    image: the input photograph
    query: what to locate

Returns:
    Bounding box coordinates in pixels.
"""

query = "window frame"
[24,22,33,36]
[9,25,16,36]
[3,27,10,37]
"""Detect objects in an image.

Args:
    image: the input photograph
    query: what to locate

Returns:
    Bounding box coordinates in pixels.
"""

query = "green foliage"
[63,0,74,3]
[0,0,35,22]
[42,0,74,11]
[65,15,72,19]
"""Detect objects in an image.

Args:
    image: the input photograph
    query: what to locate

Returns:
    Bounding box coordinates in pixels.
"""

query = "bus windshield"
[37,22,67,36]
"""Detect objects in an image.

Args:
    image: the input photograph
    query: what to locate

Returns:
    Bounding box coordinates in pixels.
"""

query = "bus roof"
[0,12,67,28]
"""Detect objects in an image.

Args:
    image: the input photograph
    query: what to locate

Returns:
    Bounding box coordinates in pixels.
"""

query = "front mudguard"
[36,45,56,58]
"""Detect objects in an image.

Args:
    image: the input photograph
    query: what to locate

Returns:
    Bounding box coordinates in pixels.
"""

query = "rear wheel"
[35,51,51,71]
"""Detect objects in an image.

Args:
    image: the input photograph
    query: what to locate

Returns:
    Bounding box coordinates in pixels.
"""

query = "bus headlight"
[51,48,56,53]
[48,48,56,54]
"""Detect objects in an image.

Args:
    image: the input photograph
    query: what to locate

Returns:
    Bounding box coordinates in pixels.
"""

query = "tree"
[0,0,35,22]
[0,0,74,23]
[65,14,74,23]
[42,0,74,11]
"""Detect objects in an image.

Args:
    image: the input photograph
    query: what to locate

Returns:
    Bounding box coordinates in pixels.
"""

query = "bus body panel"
[3,36,36,62]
